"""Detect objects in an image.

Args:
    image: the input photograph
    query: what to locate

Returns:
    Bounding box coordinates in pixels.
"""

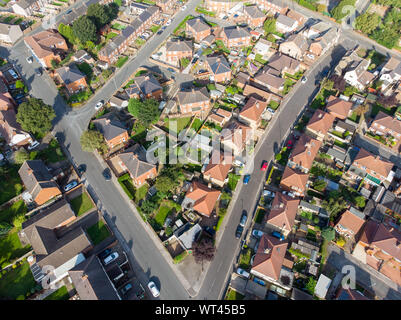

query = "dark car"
[239,210,247,227]
[77,164,86,175]
[204,226,215,237]
[157,30,163,35]
[98,248,112,260]
[121,283,133,295]
[35,68,42,76]
[235,225,244,239]
[103,168,112,181]
[66,9,72,14]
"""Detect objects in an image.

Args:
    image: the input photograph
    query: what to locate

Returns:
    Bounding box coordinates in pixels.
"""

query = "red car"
[261,160,268,171]
[286,140,294,149]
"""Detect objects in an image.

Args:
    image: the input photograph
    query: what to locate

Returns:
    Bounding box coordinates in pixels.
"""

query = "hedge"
[173,251,188,264]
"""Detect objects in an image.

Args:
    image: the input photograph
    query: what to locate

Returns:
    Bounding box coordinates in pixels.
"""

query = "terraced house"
[369,111,401,147]
[165,39,193,64]
[220,25,251,48]
[177,87,210,117]
[205,55,232,83]
[186,17,211,43]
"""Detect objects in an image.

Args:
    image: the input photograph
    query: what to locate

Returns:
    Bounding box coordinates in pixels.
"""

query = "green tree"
[15,80,24,89]
[0,222,12,236]
[141,199,157,215]
[127,98,160,126]
[58,23,75,44]
[16,98,56,136]
[14,149,30,164]
[321,227,336,242]
[72,15,97,44]
[313,179,327,192]
[155,165,184,194]
[51,59,59,69]
[263,18,276,35]
[330,0,356,21]
[106,3,119,21]
[353,195,366,208]
[80,130,107,153]
[322,196,347,220]
[317,4,327,12]
[87,3,110,28]
[355,12,381,35]
[305,277,317,295]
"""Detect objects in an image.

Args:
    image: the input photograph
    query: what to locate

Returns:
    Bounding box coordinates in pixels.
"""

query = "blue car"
[243,174,250,185]
[272,231,285,241]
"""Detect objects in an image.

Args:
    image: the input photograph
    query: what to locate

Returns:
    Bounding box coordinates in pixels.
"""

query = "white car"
[236,267,250,279]
[148,281,160,297]
[64,180,78,192]
[95,101,103,110]
[27,140,40,150]
[252,230,265,238]
[26,57,33,64]
[166,19,172,26]
[301,76,307,84]
[263,190,275,198]
[103,252,119,265]
[287,192,296,198]
[181,5,187,10]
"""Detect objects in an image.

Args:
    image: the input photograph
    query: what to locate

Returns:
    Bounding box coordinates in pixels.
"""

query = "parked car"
[148,281,160,297]
[301,76,307,84]
[8,69,18,79]
[157,30,163,35]
[35,68,42,76]
[243,174,250,185]
[66,9,72,14]
[286,140,293,149]
[95,101,103,110]
[181,5,187,10]
[98,248,112,260]
[287,192,295,198]
[263,190,275,197]
[261,160,268,171]
[27,140,40,150]
[272,231,285,241]
[167,68,176,73]
[103,168,112,181]
[77,164,86,175]
[121,283,133,295]
[166,19,172,25]
[64,180,78,192]
[235,225,244,239]
[204,226,215,237]
[103,252,119,265]
[236,267,250,279]
[239,210,247,227]
[26,56,33,64]
[252,229,265,238]
[253,277,266,286]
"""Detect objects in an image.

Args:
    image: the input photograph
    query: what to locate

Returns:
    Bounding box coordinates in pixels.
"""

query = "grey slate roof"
[166,39,193,52]
[177,87,210,105]
[177,223,202,250]
[223,25,251,40]
[135,74,162,95]
[206,55,231,75]
[56,64,86,85]
[92,113,127,142]
[244,5,265,19]
[277,14,297,28]
[117,144,156,179]
[284,33,309,52]
[186,17,210,33]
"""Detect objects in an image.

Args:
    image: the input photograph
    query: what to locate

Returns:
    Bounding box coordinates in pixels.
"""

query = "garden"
[86,220,111,245]
[0,260,37,300]
[0,165,24,206]
[69,191,95,217]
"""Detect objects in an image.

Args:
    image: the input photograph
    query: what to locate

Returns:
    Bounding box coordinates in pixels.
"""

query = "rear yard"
[44,285,70,300]
[0,261,36,300]
[0,165,24,205]
[69,192,94,217]
[86,220,111,245]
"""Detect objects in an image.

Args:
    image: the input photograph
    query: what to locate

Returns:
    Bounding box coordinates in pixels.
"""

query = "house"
[109,96,129,108]
[250,234,289,286]
[205,55,232,83]
[12,0,48,17]
[335,208,366,240]
[24,29,68,69]
[287,133,322,173]
[221,120,253,155]
[238,95,268,129]
[347,148,393,185]
[68,256,120,300]
[56,64,87,95]
[308,27,339,57]
[354,220,401,286]
[111,144,157,187]
[314,274,332,299]
[252,69,285,95]
[186,17,211,43]
[279,33,308,61]
[336,288,369,300]
[220,26,252,48]
[280,166,309,196]
[254,0,288,15]
[71,50,95,65]
[236,72,250,89]
[181,181,221,217]
[204,0,236,13]
[177,87,210,117]
[265,53,301,76]
[265,193,299,236]
[243,5,266,28]
[156,0,175,12]
[18,160,61,205]
[125,74,163,100]
[166,39,193,64]
[202,151,232,187]
[20,199,92,286]
[253,38,271,57]
[176,223,202,250]
[276,14,298,34]
[0,23,23,44]
[380,57,401,91]
[325,95,353,120]
[243,83,272,101]
[92,113,129,149]
[208,108,232,127]
[285,9,306,26]
[306,109,335,141]
[369,111,401,146]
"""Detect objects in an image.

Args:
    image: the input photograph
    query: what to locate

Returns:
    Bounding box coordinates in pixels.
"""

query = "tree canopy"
[14,149,30,164]
[321,227,336,242]
[87,3,111,28]
[355,12,381,35]
[80,130,107,153]
[155,165,184,194]
[58,23,75,44]
[127,98,160,126]
[192,237,216,266]
[72,15,98,44]
[263,18,276,35]
[16,98,55,136]
[330,0,356,21]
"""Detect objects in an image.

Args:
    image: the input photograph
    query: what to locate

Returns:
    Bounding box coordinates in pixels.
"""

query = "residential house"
[125,74,163,100]
[12,0,48,17]
[111,144,157,187]
[202,150,232,187]
[347,148,393,185]
[220,26,252,48]
[285,9,306,26]
[156,0,175,12]
[334,208,366,240]
[243,83,272,101]
[68,256,120,300]
[280,166,309,196]
[204,0,236,13]
[238,95,268,129]
[243,5,266,28]
[250,234,290,287]
[253,38,271,57]
[20,199,92,286]
[369,111,401,146]
[276,14,298,34]
[380,57,401,92]
[71,50,95,65]
[306,109,335,141]
[186,17,211,43]
[279,33,308,61]
[208,108,232,127]
[236,72,250,89]
[221,120,253,155]
[18,160,61,205]
[181,181,221,217]
[252,69,285,95]
[24,29,68,69]
[92,113,129,149]
[264,52,301,76]
[205,55,232,83]
[287,133,322,173]
[265,192,299,236]
[254,0,288,15]
[308,27,339,58]
[56,64,87,95]
[0,23,23,44]
[325,95,353,120]
[166,39,193,64]
[177,87,210,117]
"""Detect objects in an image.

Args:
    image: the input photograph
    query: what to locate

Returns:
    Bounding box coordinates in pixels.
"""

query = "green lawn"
[0,165,24,205]
[135,184,149,203]
[371,103,396,118]
[118,174,136,200]
[164,117,192,134]
[215,40,230,54]
[347,111,360,123]
[135,38,146,47]
[86,220,111,245]
[254,54,268,65]
[238,248,252,269]
[112,23,126,30]
[0,231,31,268]
[115,56,129,68]
[150,25,161,33]
[44,285,70,300]
[225,288,244,300]
[69,192,94,217]
[106,32,118,41]
[0,199,27,228]
[195,7,216,17]
[269,100,280,110]
[153,200,181,229]
[191,118,203,132]
[0,261,36,300]
[202,48,213,56]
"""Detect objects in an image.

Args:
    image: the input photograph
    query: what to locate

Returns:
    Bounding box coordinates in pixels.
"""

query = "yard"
[135,184,149,203]
[238,247,252,269]
[118,173,136,200]
[69,192,94,217]
[0,199,27,229]
[37,139,66,163]
[152,200,181,230]
[44,285,70,300]
[0,231,31,268]
[116,56,129,68]
[191,118,203,132]
[164,117,192,134]
[254,208,266,224]
[0,165,24,205]
[0,261,36,300]
[86,220,111,246]
[371,103,396,118]
[225,288,244,300]
[228,173,240,191]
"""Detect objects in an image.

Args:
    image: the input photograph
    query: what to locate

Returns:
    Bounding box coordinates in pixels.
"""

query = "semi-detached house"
[166,39,193,64]
[177,87,210,118]
[369,111,401,145]
[220,25,252,48]
[186,17,211,43]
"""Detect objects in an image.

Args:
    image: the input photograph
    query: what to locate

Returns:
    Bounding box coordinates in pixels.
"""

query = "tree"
[0,222,12,236]
[322,196,347,220]
[353,195,366,208]
[330,0,356,21]
[263,18,276,35]
[51,59,59,69]
[58,23,75,44]
[313,179,327,192]
[305,277,317,295]
[106,3,119,21]
[14,149,30,164]
[355,12,381,35]
[320,77,334,93]
[331,75,346,92]
[80,130,107,153]
[378,94,398,108]
[321,227,335,242]
[72,15,97,44]
[87,3,110,28]
[141,199,158,215]
[16,98,56,136]
[127,98,160,126]
[192,237,216,270]
[155,165,183,194]
[15,80,24,89]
